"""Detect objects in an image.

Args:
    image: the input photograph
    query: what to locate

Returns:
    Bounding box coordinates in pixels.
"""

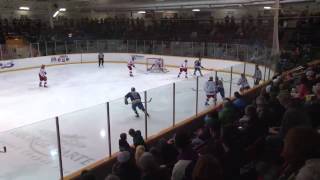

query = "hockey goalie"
[146,58,168,73]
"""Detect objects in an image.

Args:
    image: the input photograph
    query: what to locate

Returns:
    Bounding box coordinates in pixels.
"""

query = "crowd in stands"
[0,12,318,45]
[78,61,320,180]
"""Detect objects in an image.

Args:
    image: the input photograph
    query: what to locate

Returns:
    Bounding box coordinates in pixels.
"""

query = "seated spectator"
[138,152,170,180]
[128,128,146,148]
[279,128,320,180]
[112,151,140,180]
[295,77,310,100]
[172,131,198,180]
[80,170,96,180]
[105,174,120,180]
[192,154,223,180]
[233,91,247,112]
[135,145,146,166]
[119,133,131,152]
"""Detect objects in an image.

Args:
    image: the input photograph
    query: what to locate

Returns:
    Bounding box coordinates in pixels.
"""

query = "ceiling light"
[192,9,200,12]
[138,11,146,14]
[59,8,66,12]
[264,6,271,10]
[53,11,60,18]
[19,7,30,11]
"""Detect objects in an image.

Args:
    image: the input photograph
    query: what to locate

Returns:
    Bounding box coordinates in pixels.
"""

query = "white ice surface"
[0,62,252,180]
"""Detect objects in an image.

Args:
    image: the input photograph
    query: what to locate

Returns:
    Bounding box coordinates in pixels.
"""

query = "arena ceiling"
[0,0,315,11]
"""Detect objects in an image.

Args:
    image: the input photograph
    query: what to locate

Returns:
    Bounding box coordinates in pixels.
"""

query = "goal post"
[146,57,168,72]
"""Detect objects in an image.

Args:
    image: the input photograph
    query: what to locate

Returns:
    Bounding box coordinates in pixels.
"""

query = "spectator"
[279,128,320,180]
[172,131,198,180]
[128,128,146,148]
[233,91,247,111]
[192,154,223,180]
[135,145,145,166]
[80,170,96,180]
[219,98,238,127]
[119,133,131,152]
[105,174,120,180]
[138,152,170,180]
[112,151,140,180]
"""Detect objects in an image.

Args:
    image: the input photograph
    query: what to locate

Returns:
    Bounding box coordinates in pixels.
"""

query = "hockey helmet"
[41,64,45,68]
[184,59,188,62]
[131,87,136,92]
[209,76,214,80]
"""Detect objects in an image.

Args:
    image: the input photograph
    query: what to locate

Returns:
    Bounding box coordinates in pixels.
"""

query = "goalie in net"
[146,58,168,72]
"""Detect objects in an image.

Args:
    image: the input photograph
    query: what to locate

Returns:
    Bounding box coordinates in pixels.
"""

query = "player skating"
[125,87,150,118]
[98,52,104,67]
[127,56,136,77]
[215,76,225,99]
[177,60,188,78]
[204,76,217,106]
[39,64,48,88]
[193,58,204,76]
[237,73,250,93]
[253,65,262,86]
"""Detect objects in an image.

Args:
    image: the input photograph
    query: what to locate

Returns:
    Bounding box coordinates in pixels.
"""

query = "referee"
[98,52,104,67]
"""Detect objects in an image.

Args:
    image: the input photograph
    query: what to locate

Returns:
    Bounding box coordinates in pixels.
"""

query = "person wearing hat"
[125,87,149,117]
[204,76,217,106]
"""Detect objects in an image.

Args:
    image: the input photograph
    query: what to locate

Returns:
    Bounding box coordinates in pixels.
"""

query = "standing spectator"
[128,128,146,148]
[119,133,131,152]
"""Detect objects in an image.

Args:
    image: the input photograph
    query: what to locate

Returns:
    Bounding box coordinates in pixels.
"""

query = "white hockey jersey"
[237,77,250,88]
[39,68,46,77]
[253,69,262,80]
[204,81,217,95]
[180,62,188,68]
[128,58,135,67]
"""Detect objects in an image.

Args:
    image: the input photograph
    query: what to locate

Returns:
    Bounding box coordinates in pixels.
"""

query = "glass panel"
[0,118,60,180]
[144,40,153,54]
[147,84,173,137]
[153,41,163,55]
[66,41,77,54]
[136,40,145,53]
[87,40,98,53]
[55,41,66,55]
[128,40,137,53]
[109,95,145,153]
[171,41,183,56]
[175,78,196,123]
[30,43,40,57]
[97,40,108,52]
[58,103,109,176]
[180,42,193,57]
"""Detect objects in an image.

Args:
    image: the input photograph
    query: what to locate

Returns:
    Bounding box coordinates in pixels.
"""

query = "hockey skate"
[39,82,42,87]
[130,74,133,77]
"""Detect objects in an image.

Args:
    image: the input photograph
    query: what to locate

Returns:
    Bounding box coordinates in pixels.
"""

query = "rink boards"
[0,53,272,77]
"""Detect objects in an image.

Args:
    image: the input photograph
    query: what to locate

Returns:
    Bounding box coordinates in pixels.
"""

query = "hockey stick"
[127,98,153,104]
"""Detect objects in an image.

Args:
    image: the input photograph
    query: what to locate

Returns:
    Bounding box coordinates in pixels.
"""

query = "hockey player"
[215,76,225,99]
[98,52,104,67]
[39,64,48,87]
[204,76,217,106]
[148,58,163,72]
[193,58,204,76]
[125,87,149,117]
[177,60,188,78]
[128,56,136,77]
[253,65,262,86]
[237,73,250,93]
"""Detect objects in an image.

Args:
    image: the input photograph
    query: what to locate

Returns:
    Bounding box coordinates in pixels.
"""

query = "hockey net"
[146,58,169,73]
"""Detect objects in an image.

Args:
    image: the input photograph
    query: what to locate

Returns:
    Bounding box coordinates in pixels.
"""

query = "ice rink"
[0,62,253,180]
